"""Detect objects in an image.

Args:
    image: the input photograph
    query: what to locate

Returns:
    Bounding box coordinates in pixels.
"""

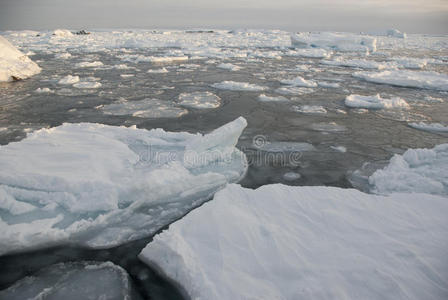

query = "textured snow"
[293,105,327,114]
[280,76,317,87]
[291,32,377,52]
[0,36,41,82]
[140,183,448,300]
[178,91,221,109]
[345,94,409,109]
[211,81,268,91]
[0,261,137,300]
[257,94,289,102]
[58,75,80,85]
[408,122,448,133]
[0,118,248,255]
[369,144,448,196]
[353,70,448,91]
[100,98,188,118]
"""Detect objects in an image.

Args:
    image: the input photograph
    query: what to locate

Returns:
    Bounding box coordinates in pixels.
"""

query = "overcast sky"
[1,0,447,33]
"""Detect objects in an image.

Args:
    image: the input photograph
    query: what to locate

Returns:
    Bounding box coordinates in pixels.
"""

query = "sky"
[0,0,447,33]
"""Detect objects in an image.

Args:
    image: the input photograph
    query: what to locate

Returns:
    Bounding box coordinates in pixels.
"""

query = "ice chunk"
[52,29,73,37]
[256,142,315,152]
[75,61,103,68]
[280,76,317,87]
[293,105,327,114]
[73,81,102,89]
[353,70,448,91]
[35,87,54,94]
[58,75,80,85]
[345,94,409,109]
[211,81,268,91]
[318,81,340,88]
[291,32,377,52]
[217,63,242,71]
[100,98,188,118]
[55,52,72,59]
[369,144,448,196]
[386,29,407,38]
[0,36,41,82]
[311,122,347,132]
[331,145,347,153]
[178,91,221,109]
[147,67,169,73]
[282,172,301,181]
[140,183,448,300]
[257,94,289,102]
[0,118,247,255]
[0,261,138,300]
[321,58,389,70]
[408,122,448,133]
[275,86,314,95]
[286,48,331,58]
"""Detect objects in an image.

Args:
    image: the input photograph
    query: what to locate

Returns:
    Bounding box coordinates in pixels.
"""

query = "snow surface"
[353,70,448,91]
[0,261,137,300]
[140,183,448,300]
[0,118,248,255]
[0,36,41,82]
[211,81,268,91]
[345,94,409,109]
[100,98,188,118]
[178,91,221,109]
[408,122,448,133]
[369,144,448,196]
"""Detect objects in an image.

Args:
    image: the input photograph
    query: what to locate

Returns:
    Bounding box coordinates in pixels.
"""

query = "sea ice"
[140,183,448,300]
[0,36,41,82]
[58,75,80,85]
[52,29,73,37]
[331,145,347,153]
[73,81,102,89]
[292,105,327,114]
[291,32,377,52]
[318,81,340,88]
[321,58,389,70]
[257,94,289,102]
[275,86,314,95]
[280,76,317,87]
[286,48,331,58]
[408,122,448,133]
[353,70,448,91]
[55,52,72,59]
[0,261,139,300]
[178,91,221,109]
[256,142,315,152]
[35,87,54,94]
[345,94,409,109]
[147,67,169,73]
[0,118,248,255]
[282,172,301,181]
[369,144,448,196]
[75,61,104,68]
[386,29,407,39]
[217,63,242,71]
[100,98,188,118]
[211,81,268,91]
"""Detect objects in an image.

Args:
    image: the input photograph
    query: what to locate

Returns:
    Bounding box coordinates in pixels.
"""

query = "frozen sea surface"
[1,29,448,299]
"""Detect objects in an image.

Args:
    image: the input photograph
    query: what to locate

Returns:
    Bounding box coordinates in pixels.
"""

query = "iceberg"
[52,29,74,37]
[0,118,248,255]
[353,70,448,91]
[345,94,409,109]
[386,29,407,39]
[140,183,448,300]
[0,261,139,300]
[291,32,377,53]
[0,36,41,82]
[369,144,448,196]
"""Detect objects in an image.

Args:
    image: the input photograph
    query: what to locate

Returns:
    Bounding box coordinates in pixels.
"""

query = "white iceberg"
[280,76,317,87]
[178,91,221,109]
[211,81,268,91]
[353,70,448,91]
[0,36,41,82]
[291,32,377,53]
[0,261,137,300]
[140,183,448,300]
[100,98,188,118]
[0,118,248,255]
[369,144,448,196]
[408,122,448,133]
[345,94,409,109]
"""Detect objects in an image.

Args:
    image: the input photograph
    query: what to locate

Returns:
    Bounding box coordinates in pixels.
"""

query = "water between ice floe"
[0,38,447,299]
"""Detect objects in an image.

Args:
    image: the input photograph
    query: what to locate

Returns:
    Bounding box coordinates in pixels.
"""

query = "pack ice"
[291,32,376,53]
[0,117,248,255]
[140,183,448,300]
[0,36,41,82]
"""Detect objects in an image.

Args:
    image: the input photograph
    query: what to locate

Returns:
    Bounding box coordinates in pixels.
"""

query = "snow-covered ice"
[386,29,407,39]
[408,122,448,133]
[353,70,448,91]
[369,144,448,196]
[52,29,73,37]
[140,183,448,300]
[211,81,268,91]
[100,98,188,118]
[0,261,137,300]
[291,32,377,52]
[345,94,409,109]
[178,91,221,109]
[0,118,248,255]
[0,36,41,82]
[35,87,54,94]
[280,76,317,87]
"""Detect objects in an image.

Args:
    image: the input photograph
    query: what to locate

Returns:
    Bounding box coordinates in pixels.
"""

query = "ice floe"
[321,58,389,70]
[293,105,327,114]
[331,145,347,153]
[147,67,169,73]
[178,91,221,109]
[52,29,73,37]
[291,32,377,53]
[286,48,332,58]
[35,87,54,94]
[257,94,289,102]
[353,70,448,91]
[408,122,448,133]
[275,86,314,95]
[318,81,340,88]
[0,118,247,255]
[280,76,317,87]
[0,36,41,82]
[211,81,268,91]
[54,52,72,59]
[345,94,409,109]
[369,144,448,196]
[282,172,301,181]
[73,81,102,89]
[75,61,104,68]
[100,98,188,118]
[0,261,137,300]
[58,75,80,85]
[217,63,242,71]
[386,29,407,39]
[140,183,448,300]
